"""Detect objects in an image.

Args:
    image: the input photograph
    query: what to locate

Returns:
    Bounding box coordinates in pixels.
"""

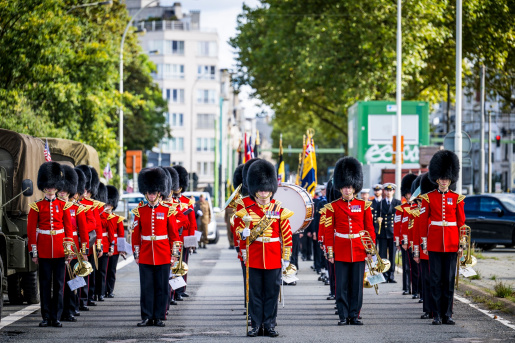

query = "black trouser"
[248,267,281,330]
[62,259,79,318]
[106,254,119,295]
[291,234,300,269]
[39,257,66,321]
[241,260,247,308]
[327,259,335,297]
[95,254,109,297]
[87,253,97,302]
[401,247,410,292]
[176,248,189,296]
[300,234,312,259]
[420,259,432,314]
[335,260,365,321]
[408,248,420,295]
[377,237,395,281]
[428,251,457,319]
[312,236,323,271]
[139,263,170,320]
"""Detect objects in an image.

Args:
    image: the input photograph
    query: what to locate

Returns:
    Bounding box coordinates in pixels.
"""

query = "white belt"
[73,232,78,236]
[431,221,457,227]
[102,232,108,237]
[255,237,280,243]
[335,232,363,239]
[37,229,64,235]
[114,234,118,237]
[141,235,168,241]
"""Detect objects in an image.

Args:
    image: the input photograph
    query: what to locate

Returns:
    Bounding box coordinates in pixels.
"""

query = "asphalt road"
[1,229,515,343]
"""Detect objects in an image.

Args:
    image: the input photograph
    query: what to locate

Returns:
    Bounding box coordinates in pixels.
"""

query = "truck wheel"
[21,271,39,304]
[7,274,23,305]
[0,255,4,319]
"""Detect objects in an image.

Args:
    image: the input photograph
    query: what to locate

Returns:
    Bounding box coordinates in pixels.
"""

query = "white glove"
[242,228,251,239]
[282,259,290,271]
[197,210,203,216]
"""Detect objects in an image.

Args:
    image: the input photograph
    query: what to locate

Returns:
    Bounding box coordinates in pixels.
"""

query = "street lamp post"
[119,0,159,193]
[67,0,112,13]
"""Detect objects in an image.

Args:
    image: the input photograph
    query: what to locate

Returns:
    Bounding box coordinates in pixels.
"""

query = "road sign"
[443,131,472,155]
[125,150,142,174]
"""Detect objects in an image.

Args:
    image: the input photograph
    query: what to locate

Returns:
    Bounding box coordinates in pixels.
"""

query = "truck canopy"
[42,137,100,173]
[0,129,45,215]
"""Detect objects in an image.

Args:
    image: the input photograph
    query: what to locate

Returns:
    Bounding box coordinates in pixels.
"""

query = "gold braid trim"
[280,208,294,220]
[364,201,372,210]
[420,194,430,203]
[63,202,74,211]
[76,205,87,215]
[395,205,403,212]
[131,208,140,218]
[325,203,334,212]
[29,202,40,212]
[457,194,466,203]
[117,216,125,224]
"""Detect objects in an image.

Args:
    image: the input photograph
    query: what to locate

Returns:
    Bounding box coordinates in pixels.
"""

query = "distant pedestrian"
[198,194,211,249]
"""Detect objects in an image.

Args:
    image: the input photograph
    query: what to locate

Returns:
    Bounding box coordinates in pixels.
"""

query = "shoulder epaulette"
[84,204,93,212]
[235,208,249,218]
[364,201,372,210]
[325,203,334,212]
[455,193,466,203]
[395,205,403,212]
[189,197,195,206]
[319,208,327,215]
[280,208,294,220]
[63,202,74,211]
[29,202,40,212]
[167,206,178,217]
[76,205,87,215]
[131,208,140,217]
[404,208,412,215]
[420,193,430,203]
[107,214,116,220]
[235,197,245,208]
[117,216,125,223]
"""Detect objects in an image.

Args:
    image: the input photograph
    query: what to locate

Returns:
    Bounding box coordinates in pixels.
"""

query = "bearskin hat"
[428,150,460,184]
[232,164,244,189]
[139,167,168,196]
[333,157,363,193]
[37,161,63,191]
[58,165,78,195]
[95,183,107,204]
[242,158,260,196]
[401,173,417,197]
[247,159,278,200]
[74,167,87,196]
[325,179,341,203]
[411,174,422,196]
[106,185,119,211]
[173,165,189,192]
[89,167,100,197]
[160,166,173,198]
[420,172,438,195]
[76,165,92,193]
[162,166,179,192]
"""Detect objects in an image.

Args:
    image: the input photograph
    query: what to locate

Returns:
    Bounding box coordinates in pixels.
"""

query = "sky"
[179,0,264,117]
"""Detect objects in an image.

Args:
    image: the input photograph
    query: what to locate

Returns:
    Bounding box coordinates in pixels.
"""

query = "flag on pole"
[254,130,260,158]
[103,163,113,183]
[301,131,317,197]
[43,139,52,162]
[277,134,285,183]
[245,134,253,162]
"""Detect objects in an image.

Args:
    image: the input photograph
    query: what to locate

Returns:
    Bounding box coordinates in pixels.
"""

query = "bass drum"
[273,184,314,233]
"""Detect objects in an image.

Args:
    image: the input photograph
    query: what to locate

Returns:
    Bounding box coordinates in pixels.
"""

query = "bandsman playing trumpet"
[324,157,375,326]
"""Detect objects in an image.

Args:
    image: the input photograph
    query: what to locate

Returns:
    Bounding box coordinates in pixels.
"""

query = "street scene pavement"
[1,223,515,343]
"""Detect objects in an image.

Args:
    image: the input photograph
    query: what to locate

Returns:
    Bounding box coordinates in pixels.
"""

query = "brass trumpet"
[63,237,93,277]
[359,230,390,295]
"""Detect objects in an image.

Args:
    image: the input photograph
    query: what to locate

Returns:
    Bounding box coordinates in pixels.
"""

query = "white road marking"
[454,294,515,331]
[116,255,134,270]
[0,304,39,330]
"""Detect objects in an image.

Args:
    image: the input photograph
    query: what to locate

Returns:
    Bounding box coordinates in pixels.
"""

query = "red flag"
[246,135,253,162]
[44,139,52,162]
[243,133,248,163]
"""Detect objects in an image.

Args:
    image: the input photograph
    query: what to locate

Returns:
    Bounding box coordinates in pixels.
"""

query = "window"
[479,197,502,213]
[197,113,215,129]
[197,41,217,57]
[165,40,185,55]
[170,113,183,127]
[196,137,215,152]
[164,112,170,124]
[169,137,184,152]
[464,197,478,212]
[198,65,216,80]
[197,161,214,175]
[196,90,216,104]
[156,64,184,79]
[165,89,185,104]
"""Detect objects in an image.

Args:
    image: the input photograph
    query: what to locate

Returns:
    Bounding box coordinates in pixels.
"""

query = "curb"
[457,280,515,314]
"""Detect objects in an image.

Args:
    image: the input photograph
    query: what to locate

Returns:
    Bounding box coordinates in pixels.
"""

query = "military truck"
[0,129,45,317]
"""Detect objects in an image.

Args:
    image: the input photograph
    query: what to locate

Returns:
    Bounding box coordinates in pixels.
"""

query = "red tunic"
[108,215,125,255]
[323,198,376,263]
[27,198,73,259]
[412,204,429,260]
[131,203,180,265]
[78,198,103,247]
[99,210,116,253]
[235,198,293,269]
[418,190,466,253]
[394,202,411,246]
[66,202,89,251]
[168,196,196,241]
[407,203,418,249]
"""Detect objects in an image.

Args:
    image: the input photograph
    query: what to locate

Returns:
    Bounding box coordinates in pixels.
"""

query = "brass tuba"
[359,230,390,295]
[222,184,242,212]
[63,237,93,277]
[171,242,188,277]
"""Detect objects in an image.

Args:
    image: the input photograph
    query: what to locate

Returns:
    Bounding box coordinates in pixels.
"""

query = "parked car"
[183,192,219,244]
[464,194,515,250]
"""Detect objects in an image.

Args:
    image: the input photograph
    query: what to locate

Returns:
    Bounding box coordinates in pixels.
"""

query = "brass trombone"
[171,242,188,277]
[456,225,477,289]
[63,237,93,278]
[359,230,390,295]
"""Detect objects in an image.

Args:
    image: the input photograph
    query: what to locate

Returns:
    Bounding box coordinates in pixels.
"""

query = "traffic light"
[496,135,501,148]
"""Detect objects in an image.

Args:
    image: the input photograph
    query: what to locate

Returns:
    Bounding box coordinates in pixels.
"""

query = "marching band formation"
[26,149,469,336]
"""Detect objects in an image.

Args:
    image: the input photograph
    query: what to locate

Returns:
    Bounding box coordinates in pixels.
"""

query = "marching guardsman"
[413,173,438,319]
[419,150,466,325]
[58,165,89,322]
[405,186,421,299]
[132,167,181,327]
[235,159,293,337]
[394,174,417,294]
[76,165,104,308]
[105,185,125,298]
[94,183,113,302]
[324,157,375,326]
[377,183,400,283]
[370,184,383,240]
[172,165,197,300]
[320,179,340,301]
[28,162,74,327]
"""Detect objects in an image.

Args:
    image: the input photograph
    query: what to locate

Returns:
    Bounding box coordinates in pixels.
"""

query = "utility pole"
[479,65,485,193]
[488,111,492,192]
[394,0,402,200]
[454,0,463,193]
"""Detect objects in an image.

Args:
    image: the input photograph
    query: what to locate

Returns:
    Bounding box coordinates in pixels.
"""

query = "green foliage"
[494,281,514,298]
[231,0,515,173]
[0,0,167,172]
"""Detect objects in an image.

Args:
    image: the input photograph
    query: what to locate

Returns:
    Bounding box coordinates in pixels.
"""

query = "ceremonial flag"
[301,132,317,196]
[245,134,253,162]
[103,163,113,183]
[254,130,260,158]
[277,134,285,183]
[44,139,52,162]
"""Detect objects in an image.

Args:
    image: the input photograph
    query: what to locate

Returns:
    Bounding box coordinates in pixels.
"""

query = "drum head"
[273,185,313,233]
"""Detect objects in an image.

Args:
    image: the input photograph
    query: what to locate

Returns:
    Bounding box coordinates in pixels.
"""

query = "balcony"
[135,20,217,33]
